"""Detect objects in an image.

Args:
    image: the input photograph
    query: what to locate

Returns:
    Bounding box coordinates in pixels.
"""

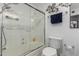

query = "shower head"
[3,3,19,9]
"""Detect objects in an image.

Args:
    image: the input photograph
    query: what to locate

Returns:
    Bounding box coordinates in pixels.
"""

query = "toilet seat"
[42,47,57,56]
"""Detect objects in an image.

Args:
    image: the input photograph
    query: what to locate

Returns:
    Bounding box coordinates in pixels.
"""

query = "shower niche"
[70,4,79,28]
[70,15,79,28]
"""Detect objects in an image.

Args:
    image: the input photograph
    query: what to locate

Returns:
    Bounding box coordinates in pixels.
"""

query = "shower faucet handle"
[72,46,75,49]
[21,38,25,45]
[2,47,6,50]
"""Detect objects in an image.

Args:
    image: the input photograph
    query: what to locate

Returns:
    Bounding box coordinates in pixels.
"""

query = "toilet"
[42,36,63,56]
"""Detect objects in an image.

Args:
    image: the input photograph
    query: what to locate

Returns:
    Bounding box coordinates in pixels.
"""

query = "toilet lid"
[42,47,57,56]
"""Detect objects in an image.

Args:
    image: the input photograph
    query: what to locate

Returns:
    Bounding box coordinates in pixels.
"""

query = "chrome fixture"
[0,3,18,14]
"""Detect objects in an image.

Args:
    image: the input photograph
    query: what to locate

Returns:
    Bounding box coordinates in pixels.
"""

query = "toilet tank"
[48,36,63,49]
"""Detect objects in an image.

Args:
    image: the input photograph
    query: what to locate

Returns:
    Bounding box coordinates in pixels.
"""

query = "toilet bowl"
[41,36,63,56]
[42,47,57,56]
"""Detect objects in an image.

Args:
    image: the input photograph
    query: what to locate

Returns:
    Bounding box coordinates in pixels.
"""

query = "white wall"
[71,3,79,10]
[46,4,79,56]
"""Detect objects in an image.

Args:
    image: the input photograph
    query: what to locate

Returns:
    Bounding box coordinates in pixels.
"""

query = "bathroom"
[1,1,79,57]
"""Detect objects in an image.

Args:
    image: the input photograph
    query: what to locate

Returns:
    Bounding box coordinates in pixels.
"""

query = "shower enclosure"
[0,3,45,56]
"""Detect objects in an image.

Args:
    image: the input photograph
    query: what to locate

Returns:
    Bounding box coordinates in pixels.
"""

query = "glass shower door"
[30,8,45,50]
[0,3,45,56]
[2,3,31,56]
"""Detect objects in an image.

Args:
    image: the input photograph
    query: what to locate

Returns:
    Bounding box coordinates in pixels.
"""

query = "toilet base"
[41,47,57,56]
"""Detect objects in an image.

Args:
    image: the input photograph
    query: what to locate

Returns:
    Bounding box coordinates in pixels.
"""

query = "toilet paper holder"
[64,44,75,50]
